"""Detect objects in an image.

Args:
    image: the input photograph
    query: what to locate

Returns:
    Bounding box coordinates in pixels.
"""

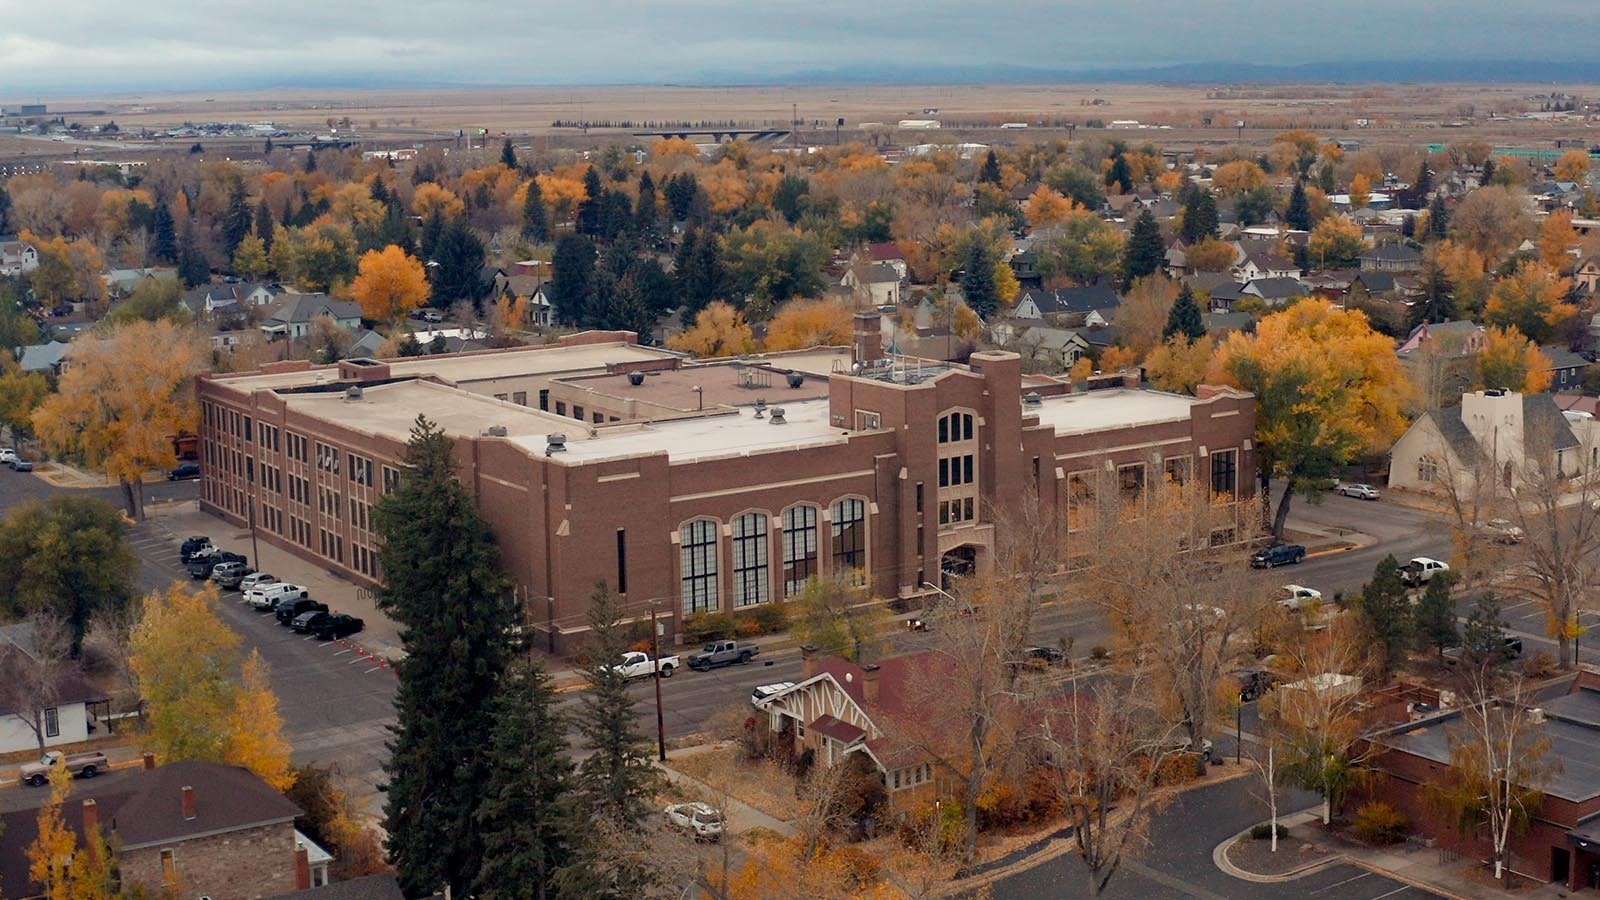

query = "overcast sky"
[2,0,1596,93]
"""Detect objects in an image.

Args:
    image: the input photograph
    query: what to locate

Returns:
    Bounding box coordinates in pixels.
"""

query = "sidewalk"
[1220,808,1572,900]
[655,744,796,838]
[145,500,406,662]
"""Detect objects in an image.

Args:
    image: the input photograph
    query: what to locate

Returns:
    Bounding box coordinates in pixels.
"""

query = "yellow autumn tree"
[535,172,589,222]
[32,319,205,520]
[1212,160,1268,196]
[224,650,295,791]
[1307,215,1367,269]
[1099,345,1141,373]
[651,137,702,160]
[28,761,77,900]
[1145,333,1217,394]
[1207,300,1411,537]
[1541,208,1579,271]
[1068,356,1095,382]
[1476,325,1553,394]
[1431,240,1490,315]
[1025,186,1076,229]
[131,584,244,764]
[350,244,430,323]
[1186,238,1236,272]
[411,182,465,222]
[1483,261,1572,344]
[667,301,756,358]
[232,234,270,281]
[1348,173,1372,210]
[1556,149,1591,184]
[765,298,854,351]
[1115,275,1180,360]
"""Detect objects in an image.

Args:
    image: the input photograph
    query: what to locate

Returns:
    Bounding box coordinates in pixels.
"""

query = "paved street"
[986,779,1449,900]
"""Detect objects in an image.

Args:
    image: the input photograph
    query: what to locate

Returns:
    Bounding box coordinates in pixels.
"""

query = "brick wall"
[120,821,297,900]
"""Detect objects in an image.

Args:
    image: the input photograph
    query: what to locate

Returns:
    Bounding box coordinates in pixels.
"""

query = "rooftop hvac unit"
[486,425,508,437]
[627,371,645,386]
[344,386,363,401]
[769,408,787,425]
[545,433,568,455]
[787,372,805,389]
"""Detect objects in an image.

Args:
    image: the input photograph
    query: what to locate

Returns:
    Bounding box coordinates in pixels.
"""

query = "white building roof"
[1030,388,1199,435]
[526,397,843,464]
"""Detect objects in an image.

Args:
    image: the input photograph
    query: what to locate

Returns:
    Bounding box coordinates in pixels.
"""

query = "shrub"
[1090,645,1111,660]
[683,612,735,644]
[737,617,763,637]
[1250,822,1288,840]
[1523,650,1558,679]
[752,600,789,634]
[977,780,1029,830]
[1353,801,1409,844]
[826,844,881,888]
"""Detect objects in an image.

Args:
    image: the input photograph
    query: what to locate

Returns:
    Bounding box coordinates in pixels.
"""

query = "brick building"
[197,319,1257,653]
[0,759,307,899]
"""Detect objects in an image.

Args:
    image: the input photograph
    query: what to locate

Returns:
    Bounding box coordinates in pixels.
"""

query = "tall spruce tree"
[979,149,1002,185]
[1415,572,1460,664]
[1355,555,1413,677]
[221,182,253,259]
[500,138,518,170]
[961,240,1000,318]
[0,179,11,235]
[1427,193,1451,240]
[176,225,208,287]
[1123,209,1164,282]
[1461,593,1515,672]
[430,218,488,305]
[1162,284,1206,344]
[1414,162,1434,201]
[550,234,595,325]
[376,417,516,898]
[1317,161,1337,194]
[150,200,177,264]
[1180,191,1218,244]
[254,200,275,254]
[1408,262,1455,330]
[1105,154,1133,193]
[473,659,578,899]
[1285,180,1312,231]
[634,171,659,239]
[522,178,550,242]
[684,230,724,314]
[577,167,605,236]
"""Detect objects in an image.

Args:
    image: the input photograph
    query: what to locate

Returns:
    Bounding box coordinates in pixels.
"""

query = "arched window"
[680,519,719,614]
[832,498,867,585]
[782,505,819,597]
[732,512,770,607]
[935,409,978,528]
[937,411,974,445]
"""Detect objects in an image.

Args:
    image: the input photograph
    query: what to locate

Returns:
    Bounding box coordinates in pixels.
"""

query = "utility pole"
[650,599,667,762]
[248,496,260,571]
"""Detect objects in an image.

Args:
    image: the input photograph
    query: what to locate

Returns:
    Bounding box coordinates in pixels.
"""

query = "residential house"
[1164,238,1188,275]
[1575,256,1600,298]
[1235,251,1301,282]
[1358,243,1424,272]
[1009,248,1043,288]
[1202,311,1256,338]
[182,283,278,319]
[1205,280,1249,312]
[860,242,909,280]
[1240,277,1306,306]
[1011,283,1122,326]
[102,267,179,299]
[841,263,903,307]
[1353,670,1600,890]
[1004,325,1092,372]
[0,760,316,899]
[260,294,363,342]
[494,274,555,327]
[1387,388,1586,495]
[15,340,70,376]
[0,237,38,276]
[0,626,106,755]
[1542,344,1591,393]
[1396,320,1487,404]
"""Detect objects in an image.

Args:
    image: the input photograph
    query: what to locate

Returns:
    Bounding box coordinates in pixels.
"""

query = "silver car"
[1338,483,1379,500]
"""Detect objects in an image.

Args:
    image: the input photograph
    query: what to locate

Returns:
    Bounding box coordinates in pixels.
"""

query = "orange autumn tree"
[1540,208,1579,271]
[1025,186,1076,229]
[1476,325,1553,394]
[225,650,295,791]
[411,182,465,222]
[1185,237,1236,273]
[1483,261,1572,344]
[1145,333,1216,394]
[1556,149,1592,184]
[29,762,78,900]
[765,298,853,351]
[33,319,205,520]
[667,301,756,358]
[351,244,431,323]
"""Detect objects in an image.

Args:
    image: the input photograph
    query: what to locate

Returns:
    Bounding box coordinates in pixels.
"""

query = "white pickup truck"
[1400,557,1451,587]
[20,750,108,786]
[605,651,679,679]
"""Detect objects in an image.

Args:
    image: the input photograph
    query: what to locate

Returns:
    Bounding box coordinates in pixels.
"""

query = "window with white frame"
[680,519,719,614]
[782,505,818,597]
[831,498,866,585]
[935,410,978,530]
[732,513,770,607]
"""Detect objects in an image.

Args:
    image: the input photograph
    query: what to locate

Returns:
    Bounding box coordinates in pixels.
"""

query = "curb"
[1213,816,1476,900]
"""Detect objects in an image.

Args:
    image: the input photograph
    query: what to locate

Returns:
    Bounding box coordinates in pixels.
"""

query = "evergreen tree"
[631,257,676,315]
[1408,262,1455,330]
[221,182,253,259]
[961,240,1000,319]
[1480,158,1496,186]
[1106,154,1133,193]
[671,228,698,310]
[263,137,273,155]
[979,149,1002,185]
[254,200,275,254]
[598,191,634,242]
[177,226,209,288]
[684,230,724,314]
[577,167,605,236]
[1427,193,1451,240]
[430,219,489,305]
[1355,555,1413,676]
[473,659,578,899]
[376,417,516,898]
[0,180,11,235]
[663,172,700,222]
[419,209,445,262]
[1461,593,1515,671]
[550,234,595,325]
[1123,209,1164,282]
[772,173,810,225]
[1414,162,1434,201]
[500,138,518,170]
[1285,180,1312,231]
[634,171,658,239]
[1415,572,1460,664]
[520,178,550,243]
[303,148,317,173]
[1180,191,1218,244]
[1162,284,1206,344]
[150,200,177,264]
[370,175,391,205]
[1317,162,1336,194]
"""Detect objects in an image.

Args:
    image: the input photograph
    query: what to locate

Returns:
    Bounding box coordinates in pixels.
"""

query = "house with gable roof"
[260,293,363,341]
[0,236,38,276]
[1388,388,1588,495]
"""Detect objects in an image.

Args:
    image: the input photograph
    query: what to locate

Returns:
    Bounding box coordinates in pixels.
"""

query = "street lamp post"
[1237,692,1245,763]
[650,599,667,762]
[247,496,260,570]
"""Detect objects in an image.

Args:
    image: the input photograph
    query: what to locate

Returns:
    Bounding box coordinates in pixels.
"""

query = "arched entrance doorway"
[940,546,977,588]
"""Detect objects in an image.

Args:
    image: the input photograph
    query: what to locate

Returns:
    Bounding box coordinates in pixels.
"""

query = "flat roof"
[280,380,572,442]
[522,397,845,464]
[1382,703,1600,804]
[1031,388,1199,435]
[560,362,828,412]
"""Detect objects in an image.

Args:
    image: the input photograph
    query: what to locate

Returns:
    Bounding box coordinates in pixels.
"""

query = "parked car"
[238,572,279,592]
[1478,518,1524,544]
[187,550,246,579]
[277,598,329,625]
[751,682,797,707]
[1444,636,1524,666]
[291,610,331,633]
[0,449,17,466]
[312,614,365,640]
[687,640,760,671]
[9,458,33,472]
[1015,646,1068,669]
[20,750,108,786]
[1338,483,1380,500]
[168,461,201,480]
[604,651,680,680]
[247,582,307,611]
[210,561,254,589]
[1400,557,1451,587]
[179,536,214,563]
[1249,543,1306,568]
[1235,668,1279,702]
[664,802,724,841]
[1277,584,1323,610]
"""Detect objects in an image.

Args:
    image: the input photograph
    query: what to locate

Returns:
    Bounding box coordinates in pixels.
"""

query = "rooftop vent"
[344,385,363,401]
[627,371,645,386]
[546,433,568,455]
[787,372,805,389]
[1024,391,1042,406]
[486,425,508,437]
[753,398,767,419]
[769,407,787,425]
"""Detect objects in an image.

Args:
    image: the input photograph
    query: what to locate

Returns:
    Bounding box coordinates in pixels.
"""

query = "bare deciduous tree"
[0,613,73,755]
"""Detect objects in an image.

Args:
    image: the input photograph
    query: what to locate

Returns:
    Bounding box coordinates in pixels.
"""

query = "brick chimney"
[801,644,819,679]
[294,846,312,890]
[82,799,99,835]
[852,311,883,368]
[142,752,156,770]
[862,663,881,705]
[180,786,196,820]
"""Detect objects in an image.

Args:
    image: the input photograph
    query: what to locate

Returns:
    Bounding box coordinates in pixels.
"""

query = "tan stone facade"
[120,822,298,900]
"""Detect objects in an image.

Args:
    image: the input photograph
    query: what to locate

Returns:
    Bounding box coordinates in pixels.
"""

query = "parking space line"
[1367,887,1411,900]
[1310,871,1373,894]
[363,665,385,674]
[333,648,352,655]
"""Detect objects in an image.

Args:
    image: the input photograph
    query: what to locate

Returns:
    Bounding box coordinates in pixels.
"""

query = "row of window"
[678,499,868,615]
[1064,450,1238,530]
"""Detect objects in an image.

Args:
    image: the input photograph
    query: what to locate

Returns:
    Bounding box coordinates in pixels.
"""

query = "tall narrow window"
[616,529,628,594]
[732,513,770,607]
[1210,449,1237,500]
[831,498,867,585]
[782,505,819,597]
[43,707,59,738]
[680,520,719,614]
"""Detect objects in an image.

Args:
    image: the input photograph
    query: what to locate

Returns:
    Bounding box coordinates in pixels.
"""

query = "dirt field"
[4,82,1598,161]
